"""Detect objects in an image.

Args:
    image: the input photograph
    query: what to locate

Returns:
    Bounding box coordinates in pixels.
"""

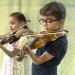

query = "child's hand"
[22,43,31,52]
[16,43,29,62]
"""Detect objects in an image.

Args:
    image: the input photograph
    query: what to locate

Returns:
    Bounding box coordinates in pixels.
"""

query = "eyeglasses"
[39,18,58,25]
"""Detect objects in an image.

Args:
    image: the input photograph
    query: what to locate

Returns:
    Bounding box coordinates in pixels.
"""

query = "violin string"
[22,30,67,37]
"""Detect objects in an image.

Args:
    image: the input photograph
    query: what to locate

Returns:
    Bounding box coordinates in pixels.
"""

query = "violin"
[16,30,68,61]
[0,20,32,45]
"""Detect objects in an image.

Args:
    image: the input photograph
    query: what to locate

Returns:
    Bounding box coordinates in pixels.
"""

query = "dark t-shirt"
[32,35,68,75]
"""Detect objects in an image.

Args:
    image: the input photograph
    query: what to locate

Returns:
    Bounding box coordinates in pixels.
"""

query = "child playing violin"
[0,12,30,75]
[21,1,68,75]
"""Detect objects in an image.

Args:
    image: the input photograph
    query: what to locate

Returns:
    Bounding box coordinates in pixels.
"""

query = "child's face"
[8,16,21,31]
[39,15,64,32]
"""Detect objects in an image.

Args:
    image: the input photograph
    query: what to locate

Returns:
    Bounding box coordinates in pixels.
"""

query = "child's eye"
[11,22,15,25]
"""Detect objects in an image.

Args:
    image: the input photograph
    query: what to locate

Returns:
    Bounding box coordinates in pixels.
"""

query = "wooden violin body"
[17,30,67,61]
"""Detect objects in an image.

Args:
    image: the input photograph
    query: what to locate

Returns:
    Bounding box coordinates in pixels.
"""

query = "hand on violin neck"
[22,44,31,52]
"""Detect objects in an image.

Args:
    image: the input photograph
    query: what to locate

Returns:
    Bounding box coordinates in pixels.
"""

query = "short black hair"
[40,1,66,20]
[9,12,26,22]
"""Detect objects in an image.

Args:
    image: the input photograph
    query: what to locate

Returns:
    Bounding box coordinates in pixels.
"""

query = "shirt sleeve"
[46,40,64,58]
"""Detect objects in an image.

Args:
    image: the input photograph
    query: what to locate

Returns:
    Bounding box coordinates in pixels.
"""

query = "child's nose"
[43,23,48,27]
[9,25,13,29]
[10,25,12,28]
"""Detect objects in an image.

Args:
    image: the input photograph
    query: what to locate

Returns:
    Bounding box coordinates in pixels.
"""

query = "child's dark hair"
[9,12,28,29]
[9,12,26,22]
[40,1,66,20]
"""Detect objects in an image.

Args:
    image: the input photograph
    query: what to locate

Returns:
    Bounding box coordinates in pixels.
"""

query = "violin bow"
[0,20,30,39]
[22,30,68,37]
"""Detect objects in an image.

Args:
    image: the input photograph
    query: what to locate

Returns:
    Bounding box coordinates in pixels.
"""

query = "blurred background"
[0,0,75,75]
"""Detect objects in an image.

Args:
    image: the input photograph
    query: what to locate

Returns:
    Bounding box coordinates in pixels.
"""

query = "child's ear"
[59,19,64,26]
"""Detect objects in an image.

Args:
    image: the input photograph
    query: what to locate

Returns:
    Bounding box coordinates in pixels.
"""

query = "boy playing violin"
[22,1,68,75]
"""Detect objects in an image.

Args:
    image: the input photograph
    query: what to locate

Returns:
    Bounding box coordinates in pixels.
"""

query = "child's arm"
[0,45,20,58]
